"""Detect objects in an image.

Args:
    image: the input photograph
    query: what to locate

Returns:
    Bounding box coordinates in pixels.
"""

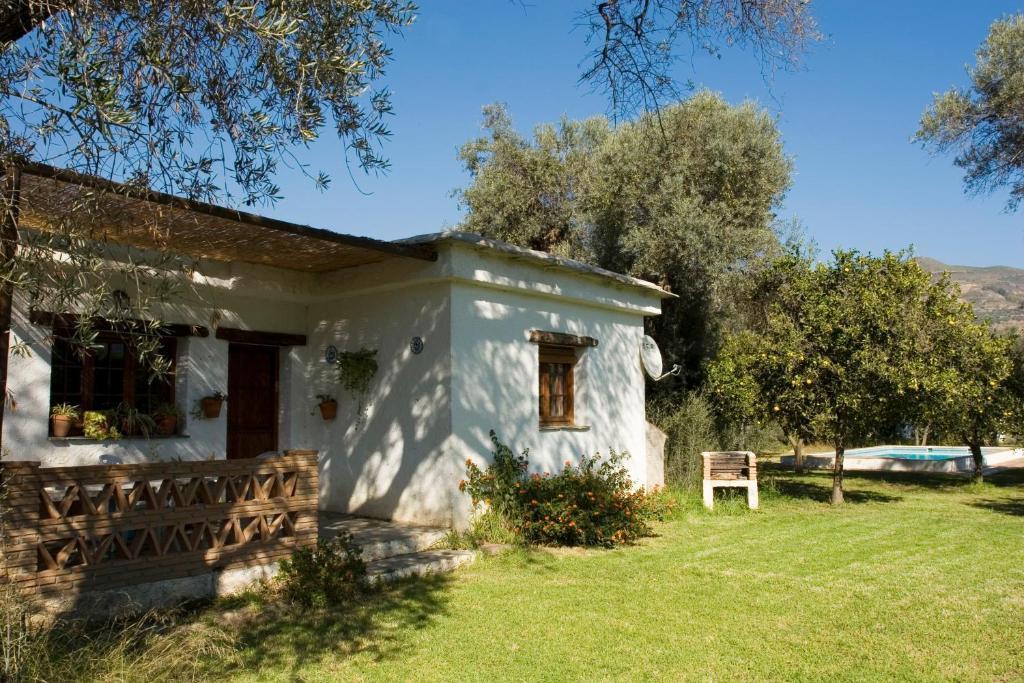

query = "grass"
[25,468,1024,681]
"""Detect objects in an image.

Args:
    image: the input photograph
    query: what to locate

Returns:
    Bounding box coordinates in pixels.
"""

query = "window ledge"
[48,434,192,443]
[539,425,591,432]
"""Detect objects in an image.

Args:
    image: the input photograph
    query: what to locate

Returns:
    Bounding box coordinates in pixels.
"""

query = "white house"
[2,164,673,527]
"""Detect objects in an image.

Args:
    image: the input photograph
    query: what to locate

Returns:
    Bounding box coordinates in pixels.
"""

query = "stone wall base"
[34,562,280,620]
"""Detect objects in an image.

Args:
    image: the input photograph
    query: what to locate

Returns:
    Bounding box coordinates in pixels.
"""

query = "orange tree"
[709,250,950,504]
[915,288,1019,483]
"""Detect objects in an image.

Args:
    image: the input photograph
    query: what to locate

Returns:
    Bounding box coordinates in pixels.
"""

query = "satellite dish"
[640,335,681,382]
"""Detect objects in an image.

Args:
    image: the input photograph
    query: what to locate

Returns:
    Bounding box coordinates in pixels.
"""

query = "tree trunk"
[0,165,20,449]
[794,437,805,475]
[969,442,984,484]
[830,445,845,505]
[913,424,930,446]
[0,1,59,44]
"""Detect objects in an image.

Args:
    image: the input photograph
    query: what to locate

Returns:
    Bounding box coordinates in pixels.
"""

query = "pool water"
[783,444,1018,472]
[845,446,972,461]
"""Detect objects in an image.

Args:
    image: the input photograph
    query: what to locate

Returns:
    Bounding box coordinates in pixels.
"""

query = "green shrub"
[460,432,673,548]
[442,508,520,550]
[276,532,366,608]
[716,420,786,455]
[649,392,719,490]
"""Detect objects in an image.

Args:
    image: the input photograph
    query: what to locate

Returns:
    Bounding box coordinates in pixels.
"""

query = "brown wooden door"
[227,343,279,459]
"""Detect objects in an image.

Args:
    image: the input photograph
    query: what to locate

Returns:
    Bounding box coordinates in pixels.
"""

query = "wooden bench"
[701,451,758,510]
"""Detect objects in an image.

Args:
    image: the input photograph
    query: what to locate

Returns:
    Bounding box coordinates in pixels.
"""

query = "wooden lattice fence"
[0,452,318,598]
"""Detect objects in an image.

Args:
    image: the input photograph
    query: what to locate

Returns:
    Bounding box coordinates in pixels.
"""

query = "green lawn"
[188,467,1024,682]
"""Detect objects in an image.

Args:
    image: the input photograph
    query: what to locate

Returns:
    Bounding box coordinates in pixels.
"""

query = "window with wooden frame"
[538,344,577,427]
[49,332,177,422]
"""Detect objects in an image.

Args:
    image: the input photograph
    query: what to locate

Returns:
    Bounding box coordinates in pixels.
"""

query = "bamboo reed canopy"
[11,162,437,272]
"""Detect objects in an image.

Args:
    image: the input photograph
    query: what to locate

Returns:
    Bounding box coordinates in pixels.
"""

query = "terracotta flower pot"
[119,418,135,436]
[156,415,178,436]
[319,400,338,421]
[51,415,74,438]
[202,397,223,419]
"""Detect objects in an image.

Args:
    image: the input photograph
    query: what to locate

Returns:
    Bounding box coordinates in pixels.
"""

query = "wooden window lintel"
[215,327,306,347]
[529,330,598,348]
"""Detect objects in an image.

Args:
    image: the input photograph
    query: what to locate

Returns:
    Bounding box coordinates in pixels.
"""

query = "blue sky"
[264,1,1023,268]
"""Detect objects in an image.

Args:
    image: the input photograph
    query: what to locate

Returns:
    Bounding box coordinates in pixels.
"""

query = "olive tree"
[0,1,416,197]
[917,14,1024,210]
[578,0,819,117]
[456,92,792,386]
[0,1,418,438]
[456,105,610,260]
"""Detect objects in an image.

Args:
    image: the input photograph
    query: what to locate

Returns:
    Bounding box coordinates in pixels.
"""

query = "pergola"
[5,161,437,273]
[0,161,438,435]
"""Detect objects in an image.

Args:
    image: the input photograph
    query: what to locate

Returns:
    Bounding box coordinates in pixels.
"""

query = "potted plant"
[83,410,122,441]
[116,403,156,437]
[50,403,80,437]
[153,403,183,436]
[336,348,378,427]
[201,391,227,418]
[317,394,337,421]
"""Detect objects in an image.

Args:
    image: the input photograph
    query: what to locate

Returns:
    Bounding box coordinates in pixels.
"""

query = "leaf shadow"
[201,574,453,679]
[770,478,903,504]
[967,498,1024,517]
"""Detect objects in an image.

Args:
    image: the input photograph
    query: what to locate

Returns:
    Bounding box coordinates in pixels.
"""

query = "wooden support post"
[0,164,21,448]
[1,461,40,589]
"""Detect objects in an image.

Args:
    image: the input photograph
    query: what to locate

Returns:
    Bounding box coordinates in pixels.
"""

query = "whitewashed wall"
[444,242,661,527]
[2,260,311,466]
[302,239,665,527]
[298,277,456,526]
[1,236,667,528]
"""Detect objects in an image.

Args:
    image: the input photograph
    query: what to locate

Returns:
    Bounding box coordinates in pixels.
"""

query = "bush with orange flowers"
[460,431,673,547]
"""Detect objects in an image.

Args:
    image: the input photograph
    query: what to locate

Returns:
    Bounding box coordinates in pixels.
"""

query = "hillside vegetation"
[919,257,1024,331]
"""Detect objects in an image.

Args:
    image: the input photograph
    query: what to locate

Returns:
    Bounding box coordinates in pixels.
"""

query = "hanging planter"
[336,348,378,427]
[317,394,338,421]
[201,391,227,418]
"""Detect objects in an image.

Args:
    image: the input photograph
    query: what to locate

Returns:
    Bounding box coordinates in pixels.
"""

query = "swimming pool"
[846,446,979,461]
[780,445,1021,474]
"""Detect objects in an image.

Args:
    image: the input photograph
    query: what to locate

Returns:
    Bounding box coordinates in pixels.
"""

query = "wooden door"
[227,343,279,459]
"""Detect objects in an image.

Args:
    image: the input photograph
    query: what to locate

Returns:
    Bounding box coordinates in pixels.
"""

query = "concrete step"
[358,532,449,562]
[319,513,449,562]
[366,549,477,584]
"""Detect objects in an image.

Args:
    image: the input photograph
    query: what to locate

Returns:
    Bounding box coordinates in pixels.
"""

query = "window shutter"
[538,344,577,427]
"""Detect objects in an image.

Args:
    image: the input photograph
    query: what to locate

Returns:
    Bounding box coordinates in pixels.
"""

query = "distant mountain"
[917,257,1024,331]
